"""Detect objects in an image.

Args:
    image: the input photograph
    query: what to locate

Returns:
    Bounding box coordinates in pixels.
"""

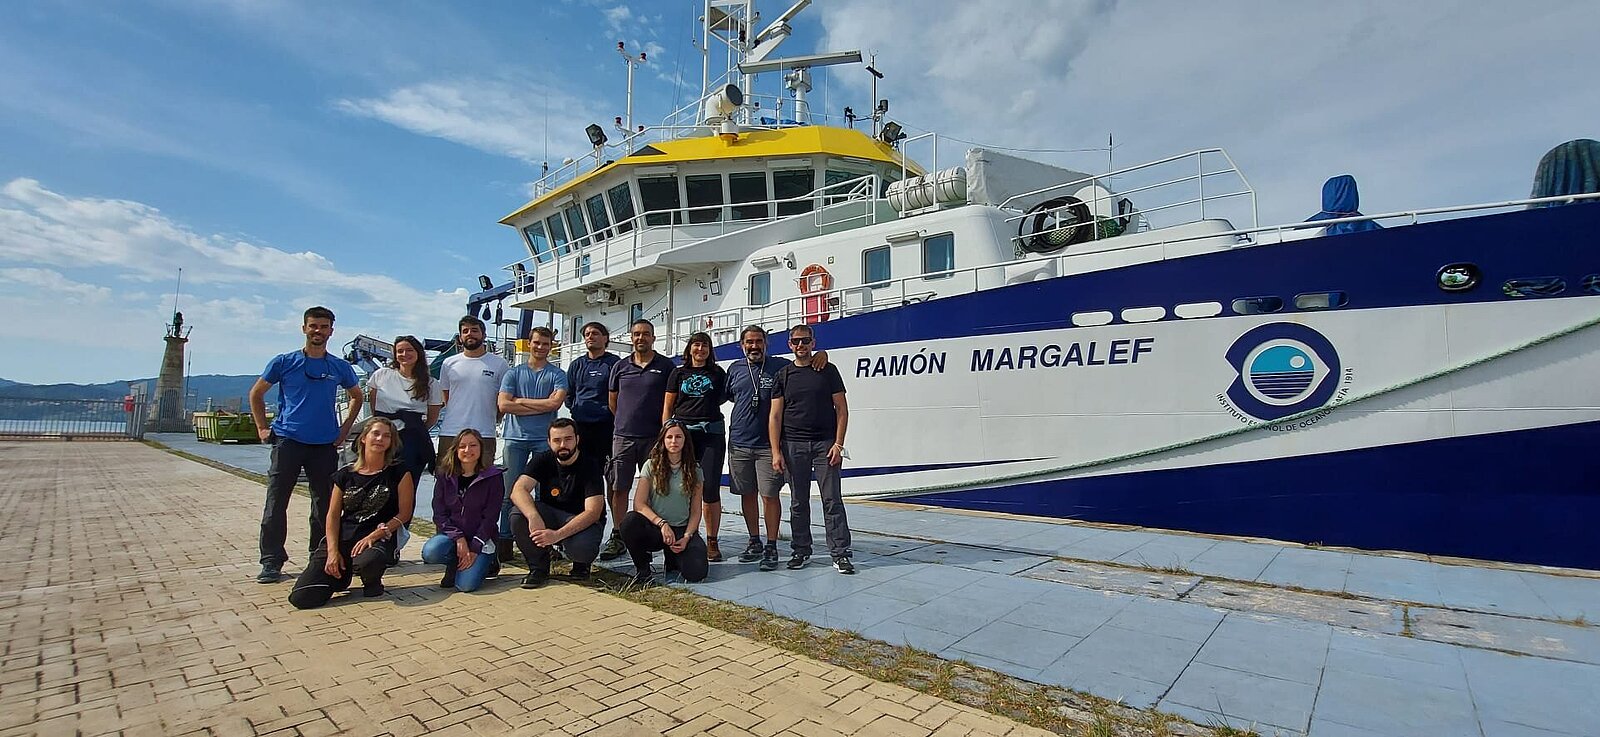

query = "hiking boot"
[759,543,779,571]
[706,537,724,562]
[832,557,856,575]
[737,538,764,563]
[786,552,810,570]
[568,561,591,580]
[440,565,457,589]
[521,570,548,589]
[599,533,626,561]
[255,564,282,584]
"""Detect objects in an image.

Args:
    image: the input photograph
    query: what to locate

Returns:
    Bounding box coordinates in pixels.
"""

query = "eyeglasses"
[304,369,335,381]
[789,337,813,345]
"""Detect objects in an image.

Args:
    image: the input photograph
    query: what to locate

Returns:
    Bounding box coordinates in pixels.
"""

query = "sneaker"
[737,538,764,563]
[759,543,779,571]
[786,552,810,570]
[362,584,385,597]
[521,570,548,589]
[832,557,856,575]
[599,533,626,561]
[568,561,591,580]
[255,564,282,584]
[706,537,724,563]
[439,565,457,589]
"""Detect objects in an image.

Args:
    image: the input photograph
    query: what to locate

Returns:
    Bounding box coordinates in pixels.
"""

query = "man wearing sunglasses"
[768,323,854,574]
[249,306,363,584]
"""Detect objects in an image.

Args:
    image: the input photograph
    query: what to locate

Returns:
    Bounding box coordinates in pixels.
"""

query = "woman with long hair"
[420,429,503,591]
[289,417,415,609]
[618,421,708,587]
[661,331,729,562]
[366,335,440,562]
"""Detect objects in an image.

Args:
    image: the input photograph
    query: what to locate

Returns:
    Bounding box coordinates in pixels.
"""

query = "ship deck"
[8,437,1597,736]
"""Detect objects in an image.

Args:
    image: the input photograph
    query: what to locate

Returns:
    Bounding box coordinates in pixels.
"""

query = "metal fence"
[0,397,150,440]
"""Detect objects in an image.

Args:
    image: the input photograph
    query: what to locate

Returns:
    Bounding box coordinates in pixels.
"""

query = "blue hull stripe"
[897,419,1600,571]
[717,203,1600,360]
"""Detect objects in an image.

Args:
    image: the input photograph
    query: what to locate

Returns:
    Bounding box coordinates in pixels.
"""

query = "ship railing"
[502,174,883,299]
[657,92,860,132]
[0,397,150,441]
[997,148,1258,249]
[662,190,1600,354]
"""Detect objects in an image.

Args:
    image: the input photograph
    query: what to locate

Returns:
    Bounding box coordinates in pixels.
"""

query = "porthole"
[1071,310,1114,327]
[1293,291,1348,310]
[1120,306,1166,323]
[1438,263,1480,292]
[1230,296,1283,315]
[1174,302,1223,319]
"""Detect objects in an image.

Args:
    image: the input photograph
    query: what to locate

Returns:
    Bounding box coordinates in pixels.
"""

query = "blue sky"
[1,0,1596,384]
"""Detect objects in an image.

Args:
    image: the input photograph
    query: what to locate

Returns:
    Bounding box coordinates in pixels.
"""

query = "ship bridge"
[496,125,922,318]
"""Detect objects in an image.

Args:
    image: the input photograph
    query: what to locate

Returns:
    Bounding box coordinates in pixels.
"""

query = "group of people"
[251,306,854,609]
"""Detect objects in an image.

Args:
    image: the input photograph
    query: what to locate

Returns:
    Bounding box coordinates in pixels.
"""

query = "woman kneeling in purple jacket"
[421,429,503,591]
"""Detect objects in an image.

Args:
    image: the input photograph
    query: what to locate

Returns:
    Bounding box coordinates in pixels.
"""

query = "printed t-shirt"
[607,353,676,438]
[438,352,511,437]
[773,361,847,443]
[368,366,443,414]
[637,458,693,526]
[331,464,410,541]
[666,363,727,422]
[566,353,621,423]
[262,350,359,445]
[499,362,567,442]
[520,450,606,518]
[727,356,790,448]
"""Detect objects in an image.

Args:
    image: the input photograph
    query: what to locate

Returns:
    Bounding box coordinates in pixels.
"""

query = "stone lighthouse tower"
[148,309,192,432]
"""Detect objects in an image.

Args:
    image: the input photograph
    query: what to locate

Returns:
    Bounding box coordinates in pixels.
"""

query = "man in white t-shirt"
[437,315,511,468]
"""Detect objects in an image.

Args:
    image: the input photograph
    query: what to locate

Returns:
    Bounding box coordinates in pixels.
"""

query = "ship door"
[798,264,834,323]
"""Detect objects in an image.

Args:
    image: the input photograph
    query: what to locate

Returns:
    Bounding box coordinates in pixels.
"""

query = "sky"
[0,0,1595,385]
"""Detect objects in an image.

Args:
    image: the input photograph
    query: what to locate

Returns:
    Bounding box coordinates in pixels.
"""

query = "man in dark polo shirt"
[508,419,607,588]
[600,318,676,560]
[769,323,854,574]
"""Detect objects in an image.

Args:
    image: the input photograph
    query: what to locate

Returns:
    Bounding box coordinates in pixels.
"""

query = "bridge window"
[585,194,612,241]
[774,169,815,216]
[544,213,570,256]
[922,233,955,279]
[638,176,682,226]
[574,254,591,279]
[685,174,725,224]
[522,221,552,264]
[563,205,590,251]
[749,271,772,306]
[730,172,770,220]
[863,246,891,288]
[824,169,863,205]
[630,303,644,323]
[607,182,636,234]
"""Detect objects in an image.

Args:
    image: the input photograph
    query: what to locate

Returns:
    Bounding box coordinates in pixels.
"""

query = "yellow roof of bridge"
[499,125,923,225]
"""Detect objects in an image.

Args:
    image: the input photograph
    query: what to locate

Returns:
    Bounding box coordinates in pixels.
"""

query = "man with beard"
[250,306,364,584]
[599,319,676,560]
[724,326,790,571]
[508,419,606,588]
[438,315,511,473]
[564,321,620,468]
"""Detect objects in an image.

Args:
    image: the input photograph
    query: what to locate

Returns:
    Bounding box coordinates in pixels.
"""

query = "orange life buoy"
[798,264,833,323]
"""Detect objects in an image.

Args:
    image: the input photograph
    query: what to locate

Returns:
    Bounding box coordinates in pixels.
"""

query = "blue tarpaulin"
[1306,174,1382,235]
[1529,138,1600,207]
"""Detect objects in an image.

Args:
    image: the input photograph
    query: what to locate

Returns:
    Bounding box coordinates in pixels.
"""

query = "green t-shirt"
[639,458,693,526]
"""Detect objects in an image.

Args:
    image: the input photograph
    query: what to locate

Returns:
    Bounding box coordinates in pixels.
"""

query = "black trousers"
[511,502,605,573]
[260,438,338,567]
[619,511,707,582]
[574,419,614,468]
[288,538,394,609]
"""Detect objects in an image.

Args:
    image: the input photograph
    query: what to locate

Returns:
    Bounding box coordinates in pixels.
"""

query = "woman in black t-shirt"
[661,332,729,562]
[289,417,416,609]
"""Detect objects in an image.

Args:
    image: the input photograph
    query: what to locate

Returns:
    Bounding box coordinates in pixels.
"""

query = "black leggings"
[619,511,707,582]
[289,539,393,609]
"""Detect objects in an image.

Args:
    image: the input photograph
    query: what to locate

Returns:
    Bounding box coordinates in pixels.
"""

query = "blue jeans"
[420,534,495,592]
[500,438,545,538]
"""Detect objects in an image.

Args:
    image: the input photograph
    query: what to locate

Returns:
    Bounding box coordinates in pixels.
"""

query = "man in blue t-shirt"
[564,321,621,469]
[725,325,791,570]
[497,325,568,556]
[248,306,363,584]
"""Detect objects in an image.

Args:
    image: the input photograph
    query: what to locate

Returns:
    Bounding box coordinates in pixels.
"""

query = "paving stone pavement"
[0,442,1053,737]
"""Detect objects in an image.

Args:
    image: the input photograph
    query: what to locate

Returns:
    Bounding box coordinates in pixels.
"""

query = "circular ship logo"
[1224,323,1341,421]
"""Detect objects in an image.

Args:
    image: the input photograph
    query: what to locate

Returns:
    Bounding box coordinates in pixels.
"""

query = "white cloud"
[817,1,1600,225]
[603,6,634,34]
[0,178,469,382]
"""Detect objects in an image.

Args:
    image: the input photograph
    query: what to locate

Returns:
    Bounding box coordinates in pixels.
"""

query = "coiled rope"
[848,311,1600,500]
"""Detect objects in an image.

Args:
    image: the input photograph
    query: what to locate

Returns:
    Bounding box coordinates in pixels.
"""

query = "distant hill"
[0,374,275,410]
